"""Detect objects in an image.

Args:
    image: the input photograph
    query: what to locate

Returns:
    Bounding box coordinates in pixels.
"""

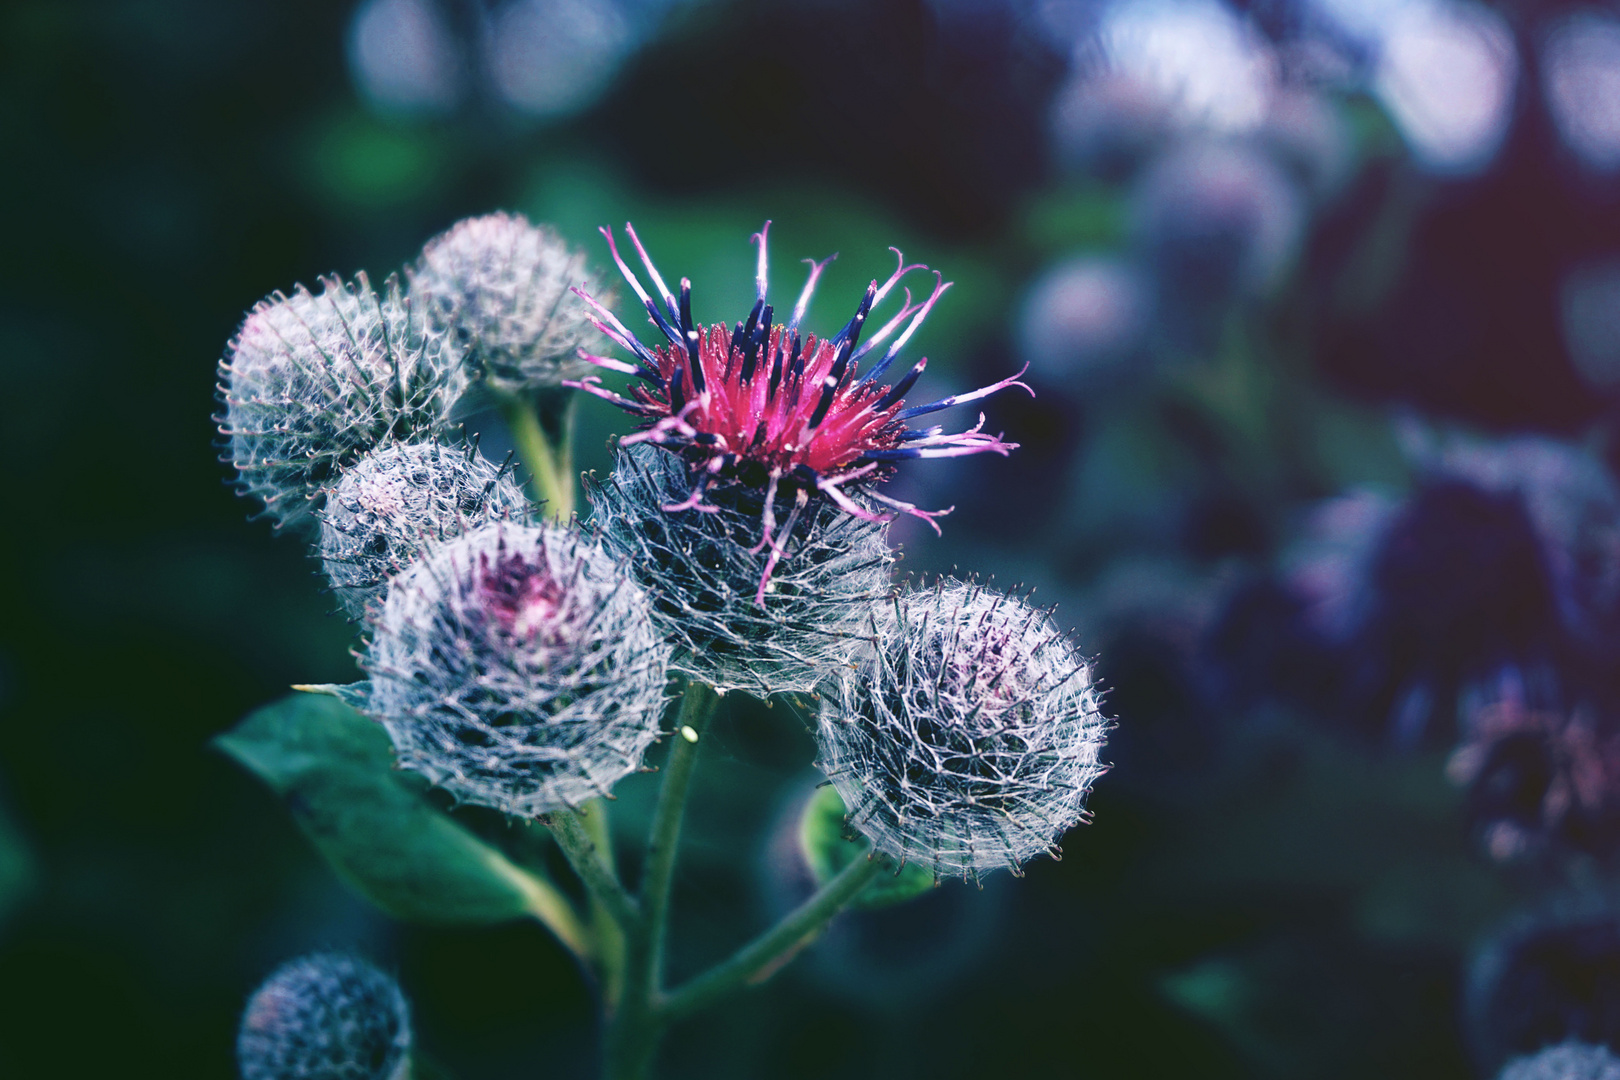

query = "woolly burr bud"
[363,520,670,815]
[408,211,606,393]
[815,580,1110,880]
[218,272,468,531]
[586,443,897,697]
[318,440,532,620]
[1499,1042,1620,1080]
[236,952,411,1080]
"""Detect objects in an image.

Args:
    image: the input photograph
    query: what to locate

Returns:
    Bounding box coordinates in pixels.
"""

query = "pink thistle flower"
[568,222,1031,598]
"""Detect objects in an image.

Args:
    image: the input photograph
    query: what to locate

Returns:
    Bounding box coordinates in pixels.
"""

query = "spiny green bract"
[816,579,1110,881]
[587,442,896,697]
[363,520,670,815]
[319,439,532,620]
[218,272,468,531]
[408,211,606,394]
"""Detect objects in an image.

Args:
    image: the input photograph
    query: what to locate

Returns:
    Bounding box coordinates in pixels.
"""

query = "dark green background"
[0,1,1594,1076]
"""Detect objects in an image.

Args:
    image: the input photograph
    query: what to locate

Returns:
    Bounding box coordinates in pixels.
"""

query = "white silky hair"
[364,520,669,816]
[816,579,1110,880]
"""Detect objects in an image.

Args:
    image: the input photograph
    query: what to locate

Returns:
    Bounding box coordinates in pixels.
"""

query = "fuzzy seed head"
[815,580,1110,879]
[409,211,606,392]
[318,440,532,620]
[587,443,896,696]
[236,952,410,1080]
[218,272,468,531]
[1500,1042,1620,1080]
[363,520,669,814]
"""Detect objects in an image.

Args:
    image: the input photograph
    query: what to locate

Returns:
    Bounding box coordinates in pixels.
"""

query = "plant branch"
[637,682,718,988]
[659,844,886,1023]
[601,681,720,1080]
[499,390,575,520]
[544,808,639,932]
[578,799,626,1006]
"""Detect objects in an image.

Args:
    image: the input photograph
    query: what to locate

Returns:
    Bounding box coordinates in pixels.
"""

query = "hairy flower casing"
[218,272,468,530]
[815,580,1110,879]
[409,211,606,393]
[237,952,411,1080]
[363,520,669,814]
[319,440,532,620]
[587,442,895,696]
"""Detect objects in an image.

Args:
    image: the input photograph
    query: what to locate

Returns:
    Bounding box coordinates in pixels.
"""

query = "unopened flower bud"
[319,440,531,620]
[587,443,896,697]
[236,952,411,1080]
[816,580,1110,880]
[409,211,605,393]
[217,272,468,531]
[363,520,669,814]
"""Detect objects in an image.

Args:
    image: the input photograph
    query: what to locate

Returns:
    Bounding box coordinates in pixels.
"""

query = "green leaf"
[799,785,934,911]
[215,691,558,927]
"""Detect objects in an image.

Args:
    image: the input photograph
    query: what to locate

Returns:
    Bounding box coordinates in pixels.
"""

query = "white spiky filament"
[586,443,897,697]
[237,953,411,1080]
[364,520,670,815]
[318,440,533,620]
[815,579,1110,881]
[409,211,606,393]
[217,272,469,531]
[1499,1042,1620,1080]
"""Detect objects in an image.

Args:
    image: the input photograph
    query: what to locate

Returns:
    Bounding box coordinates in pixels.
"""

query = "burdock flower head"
[815,579,1110,881]
[237,952,411,1080]
[408,211,606,393]
[578,223,1029,694]
[318,439,532,620]
[217,272,468,531]
[362,520,669,816]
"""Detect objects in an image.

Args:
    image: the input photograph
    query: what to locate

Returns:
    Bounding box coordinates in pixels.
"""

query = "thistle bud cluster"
[218,213,1110,878]
[319,440,530,620]
[815,579,1109,880]
[236,952,411,1080]
[587,443,895,697]
[217,213,604,530]
[363,521,670,815]
[409,211,606,393]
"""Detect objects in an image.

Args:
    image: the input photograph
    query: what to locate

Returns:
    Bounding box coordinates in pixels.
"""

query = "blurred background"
[11,0,1620,1075]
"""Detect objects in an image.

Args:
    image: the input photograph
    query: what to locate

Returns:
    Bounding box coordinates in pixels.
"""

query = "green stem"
[602,681,720,1080]
[638,683,718,988]
[579,799,626,1007]
[659,844,885,1024]
[499,390,576,519]
[544,809,639,932]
